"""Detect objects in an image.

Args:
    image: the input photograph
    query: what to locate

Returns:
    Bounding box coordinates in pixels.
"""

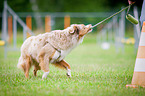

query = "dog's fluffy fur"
[17,24,92,79]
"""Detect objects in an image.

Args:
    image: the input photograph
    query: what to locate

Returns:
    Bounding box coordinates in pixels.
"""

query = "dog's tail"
[17,55,26,72]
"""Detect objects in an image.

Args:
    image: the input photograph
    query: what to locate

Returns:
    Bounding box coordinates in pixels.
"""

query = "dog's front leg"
[39,54,50,80]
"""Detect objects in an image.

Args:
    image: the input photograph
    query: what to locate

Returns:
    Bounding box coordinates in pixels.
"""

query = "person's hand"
[128,0,135,5]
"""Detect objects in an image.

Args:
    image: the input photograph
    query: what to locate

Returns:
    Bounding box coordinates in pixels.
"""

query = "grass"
[0,33,145,96]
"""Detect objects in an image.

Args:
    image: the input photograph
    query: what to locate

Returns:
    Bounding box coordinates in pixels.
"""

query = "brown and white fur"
[17,24,93,79]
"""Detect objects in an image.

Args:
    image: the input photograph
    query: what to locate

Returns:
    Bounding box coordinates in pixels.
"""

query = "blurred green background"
[0,0,143,12]
[0,0,143,33]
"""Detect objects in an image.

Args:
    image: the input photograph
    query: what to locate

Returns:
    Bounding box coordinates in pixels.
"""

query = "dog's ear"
[69,28,75,34]
[69,25,79,34]
[74,26,79,34]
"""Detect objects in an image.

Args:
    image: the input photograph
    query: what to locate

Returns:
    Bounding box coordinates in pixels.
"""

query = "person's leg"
[140,0,145,26]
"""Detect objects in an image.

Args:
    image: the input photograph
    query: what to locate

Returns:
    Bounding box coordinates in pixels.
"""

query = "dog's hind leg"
[25,56,31,78]
[33,65,41,77]
[39,54,50,80]
[54,60,71,77]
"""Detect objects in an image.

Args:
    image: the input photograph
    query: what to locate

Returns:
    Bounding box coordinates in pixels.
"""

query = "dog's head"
[68,24,93,38]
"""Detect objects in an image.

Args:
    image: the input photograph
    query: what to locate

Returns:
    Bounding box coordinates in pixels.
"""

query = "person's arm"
[128,0,136,4]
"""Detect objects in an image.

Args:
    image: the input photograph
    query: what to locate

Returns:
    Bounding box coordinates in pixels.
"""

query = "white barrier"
[1,1,34,58]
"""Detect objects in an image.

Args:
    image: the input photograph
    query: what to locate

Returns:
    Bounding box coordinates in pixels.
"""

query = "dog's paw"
[66,69,71,78]
[42,71,49,80]
[66,73,71,78]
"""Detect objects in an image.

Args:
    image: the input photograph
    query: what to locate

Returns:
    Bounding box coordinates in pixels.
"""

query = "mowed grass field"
[0,33,145,96]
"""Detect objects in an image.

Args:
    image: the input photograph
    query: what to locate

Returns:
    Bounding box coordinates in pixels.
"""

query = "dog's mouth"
[87,28,93,33]
[85,24,93,33]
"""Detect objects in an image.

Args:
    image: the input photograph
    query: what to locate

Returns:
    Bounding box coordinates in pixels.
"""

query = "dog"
[17,24,93,79]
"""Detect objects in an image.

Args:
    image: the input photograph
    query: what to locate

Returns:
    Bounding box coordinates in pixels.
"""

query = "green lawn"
[0,34,145,96]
